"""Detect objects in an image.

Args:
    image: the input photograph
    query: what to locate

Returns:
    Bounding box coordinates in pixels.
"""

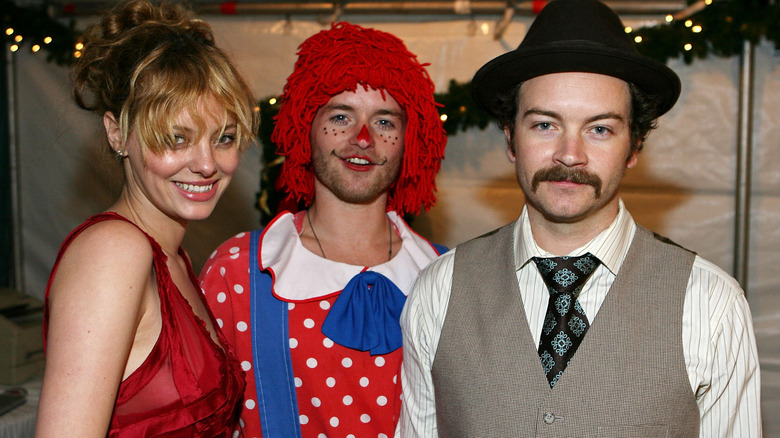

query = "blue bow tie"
[321,270,406,356]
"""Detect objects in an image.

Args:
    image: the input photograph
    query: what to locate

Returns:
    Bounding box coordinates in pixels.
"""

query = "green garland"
[4,0,779,222]
[256,98,285,219]
[631,0,780,64]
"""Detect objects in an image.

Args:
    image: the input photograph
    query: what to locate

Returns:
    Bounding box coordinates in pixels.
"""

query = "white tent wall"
[9,15,779,433]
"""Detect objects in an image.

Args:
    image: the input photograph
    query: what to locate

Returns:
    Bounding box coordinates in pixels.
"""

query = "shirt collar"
[514,199,636,275]
[259,210,441,301]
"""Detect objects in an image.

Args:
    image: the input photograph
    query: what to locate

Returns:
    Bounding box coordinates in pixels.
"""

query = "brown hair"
[73,0,258,156]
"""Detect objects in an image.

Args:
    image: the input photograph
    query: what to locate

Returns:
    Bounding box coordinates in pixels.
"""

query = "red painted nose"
[357,124,371,144]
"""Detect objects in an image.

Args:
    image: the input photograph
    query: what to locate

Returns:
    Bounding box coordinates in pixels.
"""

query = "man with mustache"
[399,0,761,436]
[199,22,447,437]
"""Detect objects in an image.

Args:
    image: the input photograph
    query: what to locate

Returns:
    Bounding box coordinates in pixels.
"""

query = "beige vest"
[432,224,699,437]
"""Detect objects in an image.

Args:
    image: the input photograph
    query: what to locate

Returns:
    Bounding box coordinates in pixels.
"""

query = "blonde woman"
[36,1,258,436]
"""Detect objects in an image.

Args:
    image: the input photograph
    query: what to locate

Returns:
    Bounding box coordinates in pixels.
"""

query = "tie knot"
[533,253,601,296]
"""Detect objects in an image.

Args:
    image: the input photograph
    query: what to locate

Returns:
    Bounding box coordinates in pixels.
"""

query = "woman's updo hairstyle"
[73,0,258,155]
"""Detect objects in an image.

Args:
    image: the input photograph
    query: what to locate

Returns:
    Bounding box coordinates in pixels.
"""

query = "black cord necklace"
[306,209,392,261]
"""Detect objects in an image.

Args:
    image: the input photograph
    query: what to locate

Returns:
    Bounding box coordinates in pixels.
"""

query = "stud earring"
[115,149,126,158]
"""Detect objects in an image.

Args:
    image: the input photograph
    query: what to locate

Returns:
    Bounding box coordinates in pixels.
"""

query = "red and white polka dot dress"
[199,211,441,438]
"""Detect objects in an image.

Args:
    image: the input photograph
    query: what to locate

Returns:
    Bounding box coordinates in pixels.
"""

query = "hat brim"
[471,41,681,119]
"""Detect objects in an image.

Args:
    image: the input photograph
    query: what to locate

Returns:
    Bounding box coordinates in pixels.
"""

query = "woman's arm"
[36,220,156,437]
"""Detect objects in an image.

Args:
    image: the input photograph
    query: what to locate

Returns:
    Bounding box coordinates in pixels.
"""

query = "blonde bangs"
[119,38,258,157]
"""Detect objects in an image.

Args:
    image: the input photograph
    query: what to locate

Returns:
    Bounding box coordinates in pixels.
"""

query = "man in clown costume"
[199,22,447,437]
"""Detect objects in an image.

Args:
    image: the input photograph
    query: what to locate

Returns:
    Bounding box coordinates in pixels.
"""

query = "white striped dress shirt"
[399,200,762,437]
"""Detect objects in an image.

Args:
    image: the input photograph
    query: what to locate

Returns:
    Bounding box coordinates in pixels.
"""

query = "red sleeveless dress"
[43,213,245,437]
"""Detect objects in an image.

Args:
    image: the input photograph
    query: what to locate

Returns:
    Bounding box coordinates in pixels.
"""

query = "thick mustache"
[532,167,602,198]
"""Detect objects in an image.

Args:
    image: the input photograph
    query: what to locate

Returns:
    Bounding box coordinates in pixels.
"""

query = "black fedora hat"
[471,0,681,118]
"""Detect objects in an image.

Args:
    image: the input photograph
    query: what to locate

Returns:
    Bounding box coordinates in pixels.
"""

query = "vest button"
[543,412,556,424]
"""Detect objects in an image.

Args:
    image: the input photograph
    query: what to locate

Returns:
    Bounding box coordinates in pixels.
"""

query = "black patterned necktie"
[532,253,601,388]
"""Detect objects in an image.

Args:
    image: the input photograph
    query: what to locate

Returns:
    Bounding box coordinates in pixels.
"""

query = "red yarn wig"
[271,22,447,215]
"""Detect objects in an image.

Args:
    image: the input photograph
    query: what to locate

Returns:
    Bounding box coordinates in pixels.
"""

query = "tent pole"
[5,50,24,292]
[734,39,754,292]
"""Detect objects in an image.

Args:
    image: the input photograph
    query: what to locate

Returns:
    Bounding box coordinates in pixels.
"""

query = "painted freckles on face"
[310,87,405,205]
[321,125,402,147]
[508,72,636,225]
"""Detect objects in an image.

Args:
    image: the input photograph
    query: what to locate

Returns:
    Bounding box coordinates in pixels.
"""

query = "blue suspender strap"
[433,243,449,256]
[249,229,301,437]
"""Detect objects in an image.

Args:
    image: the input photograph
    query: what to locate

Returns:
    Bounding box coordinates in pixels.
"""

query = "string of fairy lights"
[2,1,78,64]
[3,0,778,221]
[5,0,778,107]
[4,0,778,75]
